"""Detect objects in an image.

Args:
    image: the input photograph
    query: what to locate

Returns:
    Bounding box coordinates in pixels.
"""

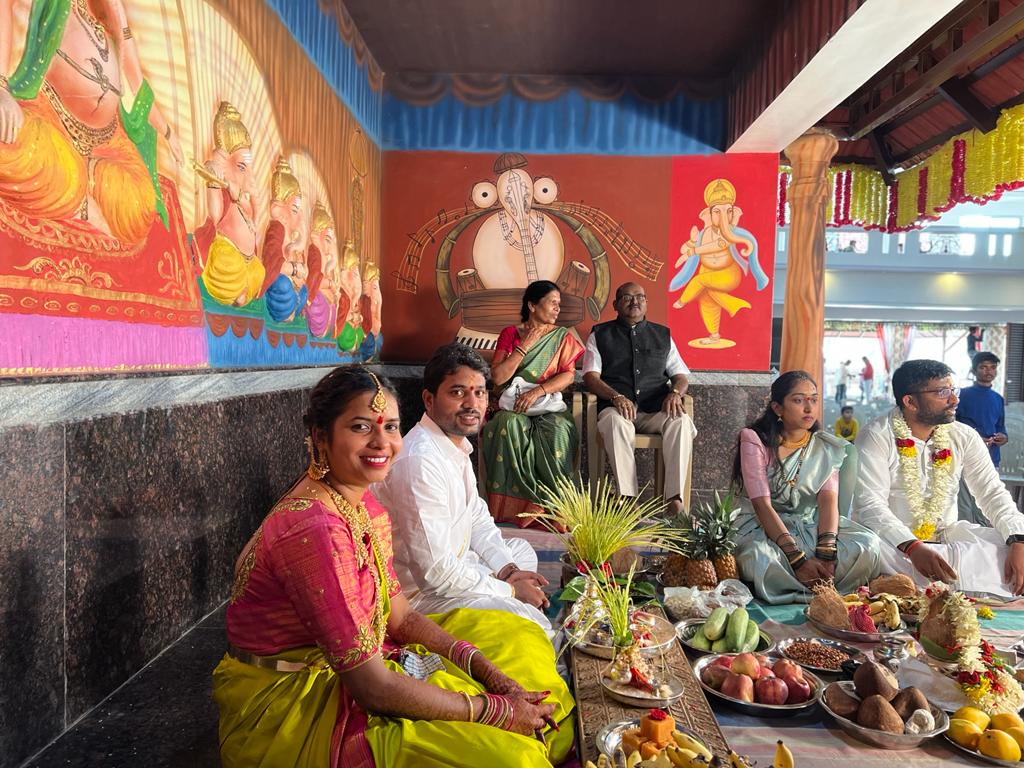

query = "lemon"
[947,719,984,749]
[989,712,1024,732]
[953,706,991,731]
[979,729,1022,762]
[1003,726,1024,751]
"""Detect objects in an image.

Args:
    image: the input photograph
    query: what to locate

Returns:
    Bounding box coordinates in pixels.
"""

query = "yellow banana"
[772,739,795,768]
[584,762,598,768]
[727,751,755,768]
[672,731,713,761]
[626,751,643,768]
[666,746,698,767]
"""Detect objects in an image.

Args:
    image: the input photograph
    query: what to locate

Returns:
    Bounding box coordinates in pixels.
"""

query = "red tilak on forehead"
[377,415,384,424]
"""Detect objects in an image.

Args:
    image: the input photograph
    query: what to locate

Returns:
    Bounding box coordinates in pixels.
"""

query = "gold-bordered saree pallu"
[481,326,584,528]
[213,607,575,768]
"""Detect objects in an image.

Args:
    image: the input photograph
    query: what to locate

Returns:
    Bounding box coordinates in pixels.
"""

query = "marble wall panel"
[63,391,307,721]
[0,424,65,768]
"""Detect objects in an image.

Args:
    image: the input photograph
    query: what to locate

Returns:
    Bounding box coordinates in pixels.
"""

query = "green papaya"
[711,637,730,653]
[740,619,761,652]
[703,607,729,641]
[725,607,749,652]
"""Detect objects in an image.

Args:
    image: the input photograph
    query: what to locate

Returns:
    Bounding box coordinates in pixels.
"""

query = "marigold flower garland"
[892,411,955,541]
[918,583,1024,714]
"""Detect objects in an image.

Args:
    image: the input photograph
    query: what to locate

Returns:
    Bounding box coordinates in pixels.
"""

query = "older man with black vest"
[583,282,696,516]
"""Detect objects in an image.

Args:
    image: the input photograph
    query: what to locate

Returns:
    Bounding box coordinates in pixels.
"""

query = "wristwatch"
[1007,535,1024,545]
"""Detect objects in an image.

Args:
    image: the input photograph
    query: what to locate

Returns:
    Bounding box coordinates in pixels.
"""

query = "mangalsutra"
[73,0,110,62]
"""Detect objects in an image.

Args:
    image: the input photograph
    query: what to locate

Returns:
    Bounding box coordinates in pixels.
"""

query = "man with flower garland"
[854,359,1024,597]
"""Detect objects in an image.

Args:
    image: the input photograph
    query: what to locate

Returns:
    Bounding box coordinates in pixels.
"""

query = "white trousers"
[597,407,696,499]
[877,521,1014,599]
[407,537,552,633]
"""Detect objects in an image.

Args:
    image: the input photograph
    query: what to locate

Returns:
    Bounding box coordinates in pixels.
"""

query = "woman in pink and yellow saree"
[212,366,575,767]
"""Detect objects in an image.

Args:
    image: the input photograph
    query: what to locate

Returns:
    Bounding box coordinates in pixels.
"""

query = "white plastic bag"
[663,579,753,621]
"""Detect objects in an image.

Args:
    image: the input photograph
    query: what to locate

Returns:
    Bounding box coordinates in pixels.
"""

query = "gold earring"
[306,436,329,480]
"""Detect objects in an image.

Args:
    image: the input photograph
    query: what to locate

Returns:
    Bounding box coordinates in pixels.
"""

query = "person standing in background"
[967,326,984,364]
[834,360,851,404]
[860,357,875,402]
[956,352,1008,523]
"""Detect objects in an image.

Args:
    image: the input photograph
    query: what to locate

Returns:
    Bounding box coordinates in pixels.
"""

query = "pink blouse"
[226,490,401,768]
[738,428,838,500]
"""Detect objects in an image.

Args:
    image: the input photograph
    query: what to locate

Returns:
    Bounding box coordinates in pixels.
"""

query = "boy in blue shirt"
[957,352,1008,521]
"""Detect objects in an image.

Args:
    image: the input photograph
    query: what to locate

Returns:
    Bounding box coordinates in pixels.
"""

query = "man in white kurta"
[854,359,1024,598]
[374,344,552,631]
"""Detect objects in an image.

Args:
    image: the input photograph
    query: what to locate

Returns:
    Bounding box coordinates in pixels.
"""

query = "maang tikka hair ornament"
[367,371,387,413]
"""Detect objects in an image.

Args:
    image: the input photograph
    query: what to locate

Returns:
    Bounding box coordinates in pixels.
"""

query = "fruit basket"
[820,680,949,750]
[594,717,713,763]
[691,653,823,717]
[675,618,775,656]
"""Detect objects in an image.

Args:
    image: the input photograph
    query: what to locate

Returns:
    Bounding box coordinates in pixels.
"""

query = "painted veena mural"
[0,0,381,375]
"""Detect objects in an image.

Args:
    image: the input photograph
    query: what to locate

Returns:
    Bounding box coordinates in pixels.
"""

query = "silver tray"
[691,654,823,717]
[674,618,775,656]
[803,607,906,643]
[820,680,949,750]
[568,613,677,660]
[600,666,685,708]
[943,733,1022,766]
[595,718,710,761]
[775,636,866,674]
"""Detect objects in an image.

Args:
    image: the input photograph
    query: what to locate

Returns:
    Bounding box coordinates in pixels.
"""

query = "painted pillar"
[781,129,838,409]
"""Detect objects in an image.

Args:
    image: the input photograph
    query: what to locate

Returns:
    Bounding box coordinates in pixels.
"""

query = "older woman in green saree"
[732,370,884,604]
[482,281,584,527]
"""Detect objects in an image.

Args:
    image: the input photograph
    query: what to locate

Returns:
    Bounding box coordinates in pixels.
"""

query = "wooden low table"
[570,608,730,764]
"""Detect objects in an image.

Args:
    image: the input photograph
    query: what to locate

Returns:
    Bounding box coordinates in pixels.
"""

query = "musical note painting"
[392,151,664,354]
[668,153,777,371]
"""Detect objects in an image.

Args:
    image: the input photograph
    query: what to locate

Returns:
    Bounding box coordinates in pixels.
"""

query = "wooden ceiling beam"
[849,2,1024,140]
[937,76,999,132]
[867,130,896,184]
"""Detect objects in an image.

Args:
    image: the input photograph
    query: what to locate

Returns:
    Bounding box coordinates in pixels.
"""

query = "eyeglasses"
[912,386,960,399]
[619,294,647,304]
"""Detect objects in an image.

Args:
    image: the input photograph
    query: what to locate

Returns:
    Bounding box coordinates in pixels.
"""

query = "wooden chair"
[585,392,693,511]
[476,390,585,497]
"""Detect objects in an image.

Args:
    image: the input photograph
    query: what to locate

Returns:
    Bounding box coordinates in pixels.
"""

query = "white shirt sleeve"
[853,422,917,548]
[386,455,514,599]
[666,339,690,377]
[467,491,517,575]
[960,427,1024,540]
[582,332,602,374]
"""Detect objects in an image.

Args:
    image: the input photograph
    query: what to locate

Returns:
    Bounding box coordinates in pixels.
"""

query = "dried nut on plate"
[783,640,850,670]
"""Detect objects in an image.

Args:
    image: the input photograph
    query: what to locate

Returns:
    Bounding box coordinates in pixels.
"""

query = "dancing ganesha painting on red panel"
[668,153,777,371]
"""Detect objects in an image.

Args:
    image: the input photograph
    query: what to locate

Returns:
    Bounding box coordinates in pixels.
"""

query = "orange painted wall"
[380,150,675,362]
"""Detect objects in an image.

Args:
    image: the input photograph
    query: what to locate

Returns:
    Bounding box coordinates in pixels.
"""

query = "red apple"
[755,653,771,668]
[701,665,731,691]
[756,666,776,680]
[772,659,804,681]
[721,671,755,703]
[779,672,812,704]
[731,652,760,679]
[710,656,734,670]
[755,676,790,705]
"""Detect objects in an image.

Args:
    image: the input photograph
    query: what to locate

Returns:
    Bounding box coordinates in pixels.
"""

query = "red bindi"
[377,415,384,424]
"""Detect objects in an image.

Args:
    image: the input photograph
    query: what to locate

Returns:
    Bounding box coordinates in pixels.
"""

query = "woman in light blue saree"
[732,371,883,604]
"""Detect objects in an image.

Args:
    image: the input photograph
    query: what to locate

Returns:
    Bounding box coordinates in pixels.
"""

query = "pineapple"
[709,488,740,582]
[675,505,718,588]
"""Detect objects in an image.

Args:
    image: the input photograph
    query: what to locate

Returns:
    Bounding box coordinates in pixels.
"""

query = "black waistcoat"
[593,319,672,413]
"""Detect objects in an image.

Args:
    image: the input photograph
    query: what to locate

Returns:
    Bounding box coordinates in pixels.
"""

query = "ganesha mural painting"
[394,152,663,352]
[668,154,777,371]
[0,0,381,376]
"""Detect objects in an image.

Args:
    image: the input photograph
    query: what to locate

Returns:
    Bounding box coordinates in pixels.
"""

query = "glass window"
[1003,234,1014,256]
[988,234,997,256]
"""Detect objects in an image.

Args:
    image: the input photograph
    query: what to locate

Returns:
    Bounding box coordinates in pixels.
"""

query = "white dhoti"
[407,537,552,633]
[597,408,696,499]
[878,521,1014,599]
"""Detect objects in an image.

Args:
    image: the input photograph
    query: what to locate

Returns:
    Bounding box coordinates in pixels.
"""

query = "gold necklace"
[780,431,811,450]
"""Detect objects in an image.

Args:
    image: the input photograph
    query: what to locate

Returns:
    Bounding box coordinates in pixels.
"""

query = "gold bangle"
[510,582,517,599]
[460,691,474,722]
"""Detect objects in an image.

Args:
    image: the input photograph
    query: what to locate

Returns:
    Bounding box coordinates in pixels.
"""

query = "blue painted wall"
[264,0,383,143]
[382,89,725,155]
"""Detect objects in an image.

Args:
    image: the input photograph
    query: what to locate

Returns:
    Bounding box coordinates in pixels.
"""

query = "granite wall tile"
[63,390,307,721]
[0,424,65,768]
